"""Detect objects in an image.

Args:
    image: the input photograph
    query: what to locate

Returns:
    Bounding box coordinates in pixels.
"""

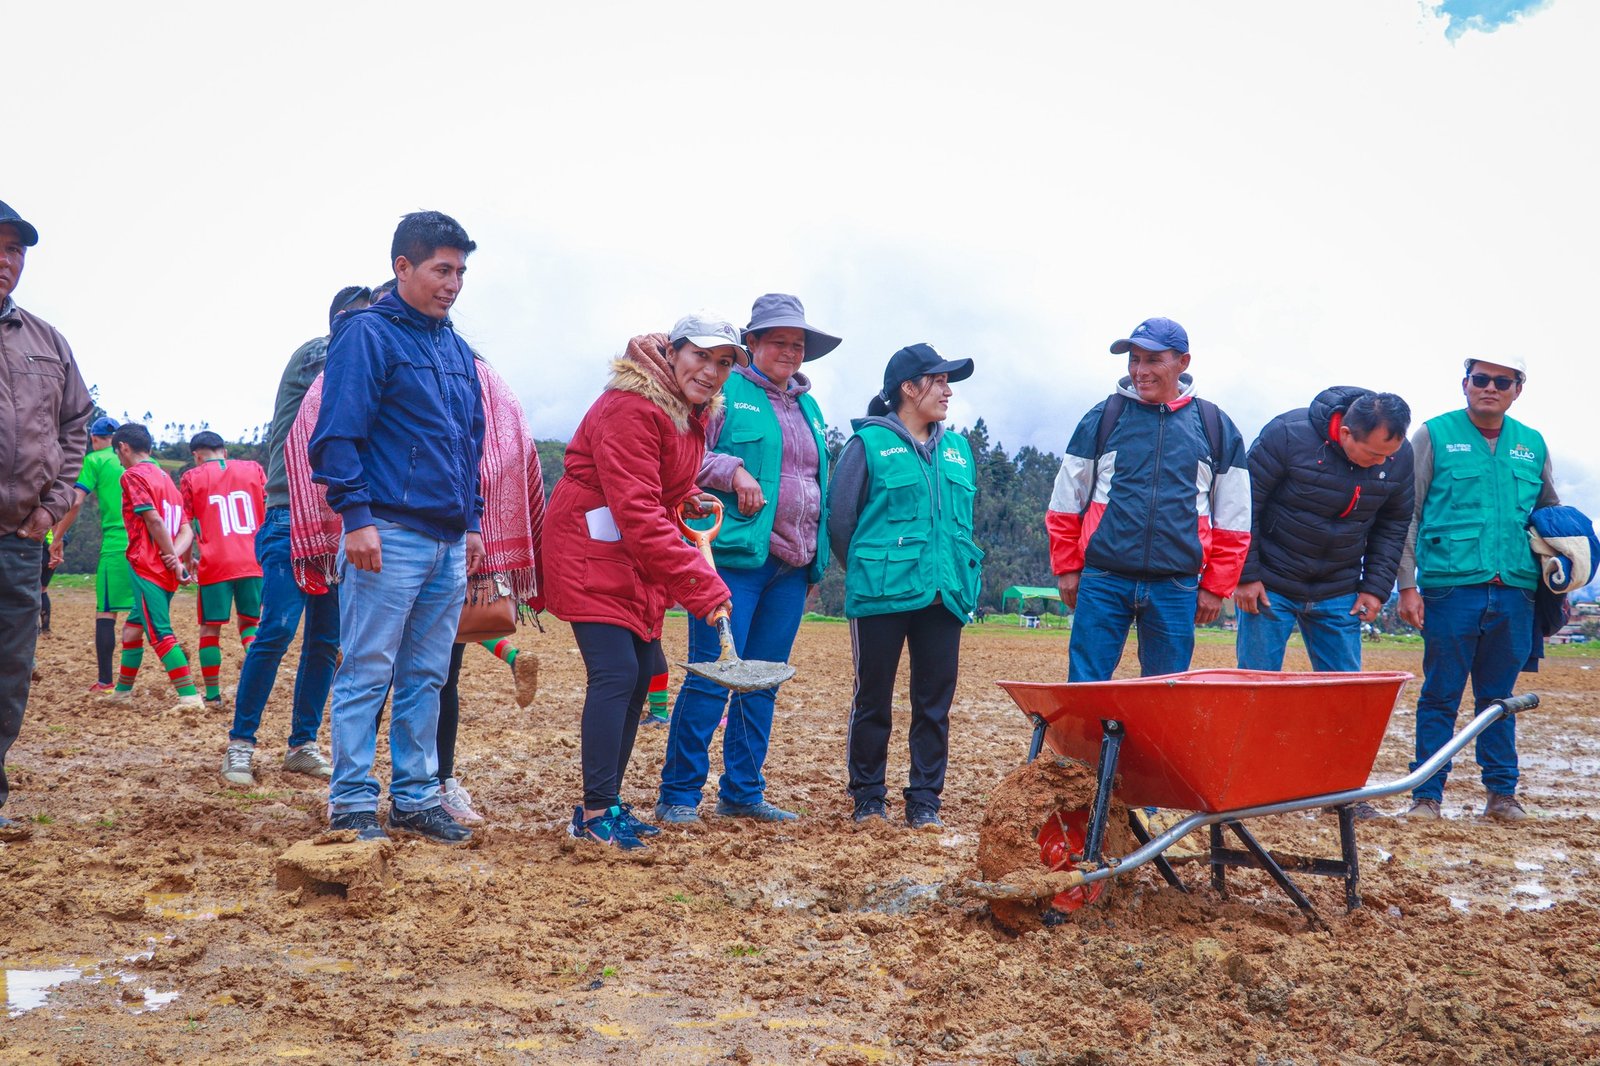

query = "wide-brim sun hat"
[743,293,842,362]
[669,311,750,366]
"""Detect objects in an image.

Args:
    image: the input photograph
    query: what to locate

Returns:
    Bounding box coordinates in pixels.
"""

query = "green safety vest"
[1416,408,1546,591]
[843,423,984,622]
[704,373,831,583]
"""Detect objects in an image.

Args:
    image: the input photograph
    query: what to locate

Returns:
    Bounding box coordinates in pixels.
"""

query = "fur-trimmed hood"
[606,332,723,433]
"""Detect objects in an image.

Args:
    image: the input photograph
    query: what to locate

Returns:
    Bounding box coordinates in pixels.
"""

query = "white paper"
[585,506,621,542]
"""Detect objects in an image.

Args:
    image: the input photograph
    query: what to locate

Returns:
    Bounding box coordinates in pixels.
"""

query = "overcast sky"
[10,1,1593,507]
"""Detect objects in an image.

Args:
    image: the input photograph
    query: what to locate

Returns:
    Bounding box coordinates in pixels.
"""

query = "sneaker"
[203,695,226,711]
[852,797,889,823]
[438,778,485,825]
[512,652,540,709]
[641,707,670,728]
[387,804,473,846]
[715,798,798,822]
[282,744,333,779]
[329,809,389,842]
[653,802,702,825]
[171,694,205,710]
[567,805,647,851]
[616,803,660,837]
[1350,801,1386,821]
[219,742,256,787]
[103,688,134,703]
[1482,793,1528,822]
[1405,797,1442,820]
[905,803,944,830]
[87,682,115,694]
[0,814,35,841]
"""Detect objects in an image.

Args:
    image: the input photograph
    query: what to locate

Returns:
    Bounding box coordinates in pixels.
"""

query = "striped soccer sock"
[153,636,197,697]
[481,637,518,666]
[198,635,223,700]
[647,672,669,715]
[117,629,145,692]
[237,615,259,649]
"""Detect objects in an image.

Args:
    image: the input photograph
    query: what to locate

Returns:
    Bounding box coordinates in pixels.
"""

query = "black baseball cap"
[0,200,40,246]
[881,342,974,399]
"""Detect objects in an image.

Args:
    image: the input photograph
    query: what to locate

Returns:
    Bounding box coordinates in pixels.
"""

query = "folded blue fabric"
[1529,505,1600,593]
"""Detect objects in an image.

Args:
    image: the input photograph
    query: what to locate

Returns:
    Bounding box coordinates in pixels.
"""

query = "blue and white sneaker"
[616,803,661,837]
[568,805,648,851]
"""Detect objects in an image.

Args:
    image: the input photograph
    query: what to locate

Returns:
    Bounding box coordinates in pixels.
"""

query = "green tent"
[1001,585,1066,616]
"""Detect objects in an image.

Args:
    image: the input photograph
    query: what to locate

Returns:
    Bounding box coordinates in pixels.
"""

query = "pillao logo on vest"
[732,401,763,413]
[1509,443,1538,463]
[941,446,969,467]
[880,445,910,458]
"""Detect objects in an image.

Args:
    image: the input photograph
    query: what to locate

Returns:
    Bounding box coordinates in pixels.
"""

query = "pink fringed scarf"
[285,362,544,613]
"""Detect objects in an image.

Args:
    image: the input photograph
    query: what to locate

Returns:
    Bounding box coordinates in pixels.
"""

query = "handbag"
[456,576,517,643]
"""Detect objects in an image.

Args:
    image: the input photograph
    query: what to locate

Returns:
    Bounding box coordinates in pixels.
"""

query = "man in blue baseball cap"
[1,200,94,839]
[1046,317,1253,681]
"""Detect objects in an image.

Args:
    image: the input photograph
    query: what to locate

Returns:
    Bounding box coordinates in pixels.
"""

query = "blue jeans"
[231,507,341,749]
[1411,583,1534,802]
[659,558,809,808]
[328,521,465,815]
[1235,590,1362,672]
[1068,567,1198,682]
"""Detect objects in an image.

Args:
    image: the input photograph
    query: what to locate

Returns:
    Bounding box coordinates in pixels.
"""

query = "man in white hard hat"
[1397,355,1557,823]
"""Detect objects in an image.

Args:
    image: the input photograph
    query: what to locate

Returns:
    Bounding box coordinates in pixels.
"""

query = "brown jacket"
[0,299,93,534]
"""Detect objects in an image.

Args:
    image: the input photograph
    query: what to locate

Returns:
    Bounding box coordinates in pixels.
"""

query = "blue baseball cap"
[0,199,39,246]
[882,342,974,397]
[89,416,120,437]
[1110,317,1189,355]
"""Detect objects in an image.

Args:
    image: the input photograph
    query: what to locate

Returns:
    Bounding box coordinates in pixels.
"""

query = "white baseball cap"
[670,311,749,366]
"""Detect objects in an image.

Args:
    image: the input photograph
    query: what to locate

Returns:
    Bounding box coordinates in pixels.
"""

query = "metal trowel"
[676,499,797,693]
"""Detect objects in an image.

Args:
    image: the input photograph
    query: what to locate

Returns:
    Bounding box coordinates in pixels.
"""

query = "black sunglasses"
[1468,372,1518,391]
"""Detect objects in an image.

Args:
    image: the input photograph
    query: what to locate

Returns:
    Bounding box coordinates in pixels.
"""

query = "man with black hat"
[1046,317,1252,682]
[656,294,840,826]
[1,199,94,839]
[51,414,134,690]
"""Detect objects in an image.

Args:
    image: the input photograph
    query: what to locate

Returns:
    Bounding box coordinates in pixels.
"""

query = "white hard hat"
[1463,354,1527,381]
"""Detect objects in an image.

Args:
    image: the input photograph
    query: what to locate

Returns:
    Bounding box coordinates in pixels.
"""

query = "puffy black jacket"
[1241,386,1415,601]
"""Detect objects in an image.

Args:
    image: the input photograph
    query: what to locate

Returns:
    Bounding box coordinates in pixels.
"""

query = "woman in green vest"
[826,343,982,830]
[655,294,841,826]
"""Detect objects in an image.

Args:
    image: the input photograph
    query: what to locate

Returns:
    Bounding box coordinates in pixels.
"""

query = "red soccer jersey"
[121,461,186,592]
[180,458,267,584]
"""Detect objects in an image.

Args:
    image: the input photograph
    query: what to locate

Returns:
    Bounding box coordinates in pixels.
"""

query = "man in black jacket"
[1234,388,1413,672]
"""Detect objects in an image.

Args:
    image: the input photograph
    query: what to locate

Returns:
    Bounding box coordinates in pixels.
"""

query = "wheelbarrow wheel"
[974,756,1128,931]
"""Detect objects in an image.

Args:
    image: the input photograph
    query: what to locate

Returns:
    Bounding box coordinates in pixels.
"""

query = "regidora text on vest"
[705,373,830,580]
[844,425,983,622]
[1416,408,1545,591]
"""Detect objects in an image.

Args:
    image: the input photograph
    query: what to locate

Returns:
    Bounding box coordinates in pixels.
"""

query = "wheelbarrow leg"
[1126,809,1188,892]
[1025,715,1048,764]
[1337,803,1361,911]
[1082,720,1124,863]
[1209,824,1227,898]
[1224,820,1325,929]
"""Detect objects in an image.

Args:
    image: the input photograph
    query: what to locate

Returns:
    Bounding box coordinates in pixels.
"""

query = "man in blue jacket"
[310,211,486,845]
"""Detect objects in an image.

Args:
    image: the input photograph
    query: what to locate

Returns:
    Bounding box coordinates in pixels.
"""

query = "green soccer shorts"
[96,553,135,614]
[197,578,263,626]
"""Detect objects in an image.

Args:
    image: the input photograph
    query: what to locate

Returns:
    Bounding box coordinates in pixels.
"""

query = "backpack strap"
[1082,393,1126,518]
[1086,394,1227,519]
[1195,397,1226,474]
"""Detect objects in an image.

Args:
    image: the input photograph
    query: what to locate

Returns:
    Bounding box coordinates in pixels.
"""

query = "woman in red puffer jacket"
[545,312,742,851]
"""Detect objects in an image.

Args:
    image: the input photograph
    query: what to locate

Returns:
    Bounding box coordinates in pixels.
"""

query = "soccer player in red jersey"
[180,431,267,706]
[105,424,201,708]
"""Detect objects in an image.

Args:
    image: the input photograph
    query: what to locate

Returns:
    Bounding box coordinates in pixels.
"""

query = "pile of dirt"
[3,590,1600,1063]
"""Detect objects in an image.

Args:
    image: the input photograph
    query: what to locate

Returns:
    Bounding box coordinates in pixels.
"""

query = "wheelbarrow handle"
[1499,693,1540,715]
[677,499,730,625]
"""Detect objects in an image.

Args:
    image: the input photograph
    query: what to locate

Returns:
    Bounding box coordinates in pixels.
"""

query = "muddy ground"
[4,589,1600,1064]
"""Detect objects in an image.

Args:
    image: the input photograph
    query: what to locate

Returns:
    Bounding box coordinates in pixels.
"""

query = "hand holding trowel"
[676,498,797,693]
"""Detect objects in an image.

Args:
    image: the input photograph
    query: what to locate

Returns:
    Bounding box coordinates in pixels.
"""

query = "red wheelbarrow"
[966,669,1540,928]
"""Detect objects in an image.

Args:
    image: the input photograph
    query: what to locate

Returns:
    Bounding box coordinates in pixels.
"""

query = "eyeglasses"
[1468,373,1518,391]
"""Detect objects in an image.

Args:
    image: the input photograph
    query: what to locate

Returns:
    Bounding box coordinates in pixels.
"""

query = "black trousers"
[846,602,963,809]
[1,537,43,811]
[572,622,657,810]
[436,641,468,783]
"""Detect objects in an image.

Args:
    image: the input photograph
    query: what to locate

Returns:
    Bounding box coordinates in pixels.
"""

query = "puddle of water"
[1515,860,1545,872]
[1448,897,1471,912]
[137,989,180,1012]
[145,892,244,921]
[3,968,82,1017]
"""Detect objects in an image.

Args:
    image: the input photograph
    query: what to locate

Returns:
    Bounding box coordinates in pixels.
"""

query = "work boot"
[1482,793,1528,822]
[219,742,256,787]
[282,744,333,779]
[1405,797,1441,820]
